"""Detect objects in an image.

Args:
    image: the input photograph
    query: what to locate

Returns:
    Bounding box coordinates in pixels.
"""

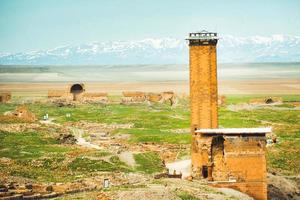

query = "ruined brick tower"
[188,31,218,129]
[187,31,268,200]
[187,31,219,175]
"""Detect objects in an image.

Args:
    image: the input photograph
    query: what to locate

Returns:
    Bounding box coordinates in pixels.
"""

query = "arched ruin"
[265,98,274,104]
[70,83,85,101]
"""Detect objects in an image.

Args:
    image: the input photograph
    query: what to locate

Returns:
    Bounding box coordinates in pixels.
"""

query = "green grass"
[68,156,131,173]
[177,192,199,200]
[0,131,75,182]
[0,131,130,182]
[226,94,300,104]
[0,102,191,144]
[0,131,70,159]
[116,128,190,144]
[0,94,299,177]
[134,152,164,174]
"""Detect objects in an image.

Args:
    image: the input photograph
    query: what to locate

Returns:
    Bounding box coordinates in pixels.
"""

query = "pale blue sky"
[0,0,299,53]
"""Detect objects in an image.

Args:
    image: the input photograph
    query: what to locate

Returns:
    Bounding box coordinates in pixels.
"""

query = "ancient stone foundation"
[0,92,11,103]
[193,128,269,200]
[48,90,66,98]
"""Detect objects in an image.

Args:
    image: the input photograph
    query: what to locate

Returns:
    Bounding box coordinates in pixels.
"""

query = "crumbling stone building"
[187,31,270,200]
[0,92,12,103]
[122,91,147,103]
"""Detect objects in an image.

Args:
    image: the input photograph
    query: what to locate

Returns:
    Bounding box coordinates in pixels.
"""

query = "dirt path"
[70,127,102,150]
[119,151,136,167]
[40,118,103,150]
[166,159,191,178]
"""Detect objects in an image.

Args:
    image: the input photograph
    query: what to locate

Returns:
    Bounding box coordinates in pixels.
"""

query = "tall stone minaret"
[187,31,219,175]
[187,31,218,130]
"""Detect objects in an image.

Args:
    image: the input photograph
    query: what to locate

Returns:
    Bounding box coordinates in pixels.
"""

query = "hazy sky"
[0,0,299,53]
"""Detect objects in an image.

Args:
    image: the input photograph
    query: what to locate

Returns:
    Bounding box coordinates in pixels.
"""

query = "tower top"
[186,30,218,46]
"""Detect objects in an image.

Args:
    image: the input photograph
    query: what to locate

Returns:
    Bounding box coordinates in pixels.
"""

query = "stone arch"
[265,98,274,104]
[70,83,85,101]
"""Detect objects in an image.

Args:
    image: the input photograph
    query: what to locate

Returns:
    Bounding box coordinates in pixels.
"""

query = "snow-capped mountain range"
[1,35,300,65]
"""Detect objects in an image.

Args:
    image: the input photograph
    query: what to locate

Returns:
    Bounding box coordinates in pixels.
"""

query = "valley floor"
[0,93,299,199]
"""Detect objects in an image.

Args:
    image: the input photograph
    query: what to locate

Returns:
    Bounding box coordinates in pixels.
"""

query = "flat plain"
[0,92,299,199]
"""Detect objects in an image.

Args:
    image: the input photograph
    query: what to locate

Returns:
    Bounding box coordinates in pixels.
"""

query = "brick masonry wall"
[189,44,218,130]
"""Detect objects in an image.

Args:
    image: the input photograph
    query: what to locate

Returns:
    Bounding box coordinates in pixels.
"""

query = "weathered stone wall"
[83,92,107,98]
[191,134,211,177]
[48,90,66,98]
[192,133,267,200]
[211,182,267,200]
[3,106,37,122]
[0,92,11,103]
[122,91,146,103]
[147,93,162,102]
[210,135,267,200]
[161,91,176,106]
[249,96,283,104]
[83,92,108,103]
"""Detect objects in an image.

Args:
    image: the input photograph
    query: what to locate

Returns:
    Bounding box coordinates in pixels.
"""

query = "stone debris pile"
[1,106,36,123]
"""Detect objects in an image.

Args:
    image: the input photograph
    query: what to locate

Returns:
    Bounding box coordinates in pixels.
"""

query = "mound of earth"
[268,173,300,200]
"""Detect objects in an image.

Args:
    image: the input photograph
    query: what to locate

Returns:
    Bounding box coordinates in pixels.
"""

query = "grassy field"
[0,94,299,183]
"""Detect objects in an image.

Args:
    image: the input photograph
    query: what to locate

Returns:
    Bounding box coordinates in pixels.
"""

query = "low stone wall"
[47,90,66,98]
[122,91,146,103]
[0,92,12,103]
[249,97,283,104]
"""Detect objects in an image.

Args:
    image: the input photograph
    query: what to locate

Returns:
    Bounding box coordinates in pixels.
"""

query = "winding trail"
[70,127,102,149]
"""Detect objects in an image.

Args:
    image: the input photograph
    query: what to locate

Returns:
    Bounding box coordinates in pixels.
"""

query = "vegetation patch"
[70,158,116,172]
[177,192,199,200]
[134,152,164,174]
[0,131,69,159]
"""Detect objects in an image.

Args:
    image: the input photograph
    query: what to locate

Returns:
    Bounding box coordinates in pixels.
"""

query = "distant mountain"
[1,35,300,65]
[218,35,300,63]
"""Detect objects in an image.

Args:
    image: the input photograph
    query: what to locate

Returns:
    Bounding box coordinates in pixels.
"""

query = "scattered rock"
[111,186,180,200]
[57,134,77,144]
[1,194,23,200]
[249,97,283,105]
[0,92,11,103]
[45,185,53,192]
[11,106,36,122]
[0,157,13,165]
[23,193,41,199]
[25,184,32,190]
[1,106,36,123]
[50,98,75,107]
[41,192,58,198]
[0,184,8,192]
[0,123,40,133]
